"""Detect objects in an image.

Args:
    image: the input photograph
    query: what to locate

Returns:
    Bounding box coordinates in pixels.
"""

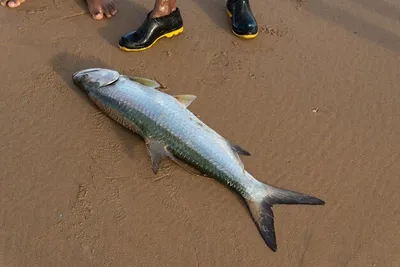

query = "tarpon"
[72,68,325,251]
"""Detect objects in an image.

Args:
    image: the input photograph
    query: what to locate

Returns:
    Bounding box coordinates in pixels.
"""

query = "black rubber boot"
[226,0,258,39]
[119,8,183,52]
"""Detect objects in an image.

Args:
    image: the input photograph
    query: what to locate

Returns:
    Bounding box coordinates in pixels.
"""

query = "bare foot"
[1,0,25,8]
[86,0,117,20]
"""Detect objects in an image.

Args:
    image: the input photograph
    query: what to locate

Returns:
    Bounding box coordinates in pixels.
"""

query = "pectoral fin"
[129,76,161,89]
[145,138,205,177]
[174,95,197,108]
[145,139,171,174]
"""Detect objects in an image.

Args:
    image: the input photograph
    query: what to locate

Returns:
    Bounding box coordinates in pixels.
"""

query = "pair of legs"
[1,0,173,20]
[1,0,258,51]
[119,0,258,52]
[1,0,117,20]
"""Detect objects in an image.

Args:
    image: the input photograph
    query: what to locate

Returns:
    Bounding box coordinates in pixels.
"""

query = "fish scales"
[72,68,325,252]
[95,77,248,193]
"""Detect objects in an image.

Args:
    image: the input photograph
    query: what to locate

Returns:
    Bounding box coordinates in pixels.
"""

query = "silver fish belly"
[72,68,325,252]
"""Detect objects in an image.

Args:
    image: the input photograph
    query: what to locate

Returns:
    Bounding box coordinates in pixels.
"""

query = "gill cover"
[73,68,120,89]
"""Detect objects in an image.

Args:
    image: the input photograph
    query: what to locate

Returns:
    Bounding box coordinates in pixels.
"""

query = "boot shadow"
[72,0,149,47]
[98,0,149,47]
[191,0,232,35]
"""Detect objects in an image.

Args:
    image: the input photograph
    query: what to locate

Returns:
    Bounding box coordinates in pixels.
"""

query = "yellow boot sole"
[226,9,258,39]
[118,27,184,52]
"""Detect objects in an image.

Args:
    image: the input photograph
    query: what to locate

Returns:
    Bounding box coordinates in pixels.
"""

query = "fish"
[72,68,325,252]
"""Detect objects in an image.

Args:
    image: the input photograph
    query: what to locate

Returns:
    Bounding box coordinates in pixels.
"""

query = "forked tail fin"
[245,184,325,252]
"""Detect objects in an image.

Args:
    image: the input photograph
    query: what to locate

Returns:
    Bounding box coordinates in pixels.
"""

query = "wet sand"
[1,0,400,266]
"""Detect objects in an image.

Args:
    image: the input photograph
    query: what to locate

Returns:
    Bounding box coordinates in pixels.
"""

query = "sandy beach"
[1,0,400,266]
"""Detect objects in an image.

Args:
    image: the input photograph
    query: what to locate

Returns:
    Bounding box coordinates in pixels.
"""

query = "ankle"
[150,7,175,18]
[150,6,176,18]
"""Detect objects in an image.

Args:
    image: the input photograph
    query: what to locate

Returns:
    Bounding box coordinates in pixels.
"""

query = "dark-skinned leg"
[118,0,183,52]
[151,0,176,18]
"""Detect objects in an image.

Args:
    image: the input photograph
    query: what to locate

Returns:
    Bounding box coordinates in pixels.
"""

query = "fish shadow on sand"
[50,52,143,159]
[290,0,400,53]
[49,53,279,244]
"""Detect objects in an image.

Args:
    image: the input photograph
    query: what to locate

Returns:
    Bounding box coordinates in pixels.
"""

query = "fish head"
[72,68,120,93]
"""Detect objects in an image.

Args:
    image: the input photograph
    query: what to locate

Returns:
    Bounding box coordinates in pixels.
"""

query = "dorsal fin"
[225,139,251,174]
[226,139,251,156]
[173,95,197,108]
[233,151,246,175]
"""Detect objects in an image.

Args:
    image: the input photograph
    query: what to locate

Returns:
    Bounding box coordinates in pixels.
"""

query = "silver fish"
[72,68,325,251]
